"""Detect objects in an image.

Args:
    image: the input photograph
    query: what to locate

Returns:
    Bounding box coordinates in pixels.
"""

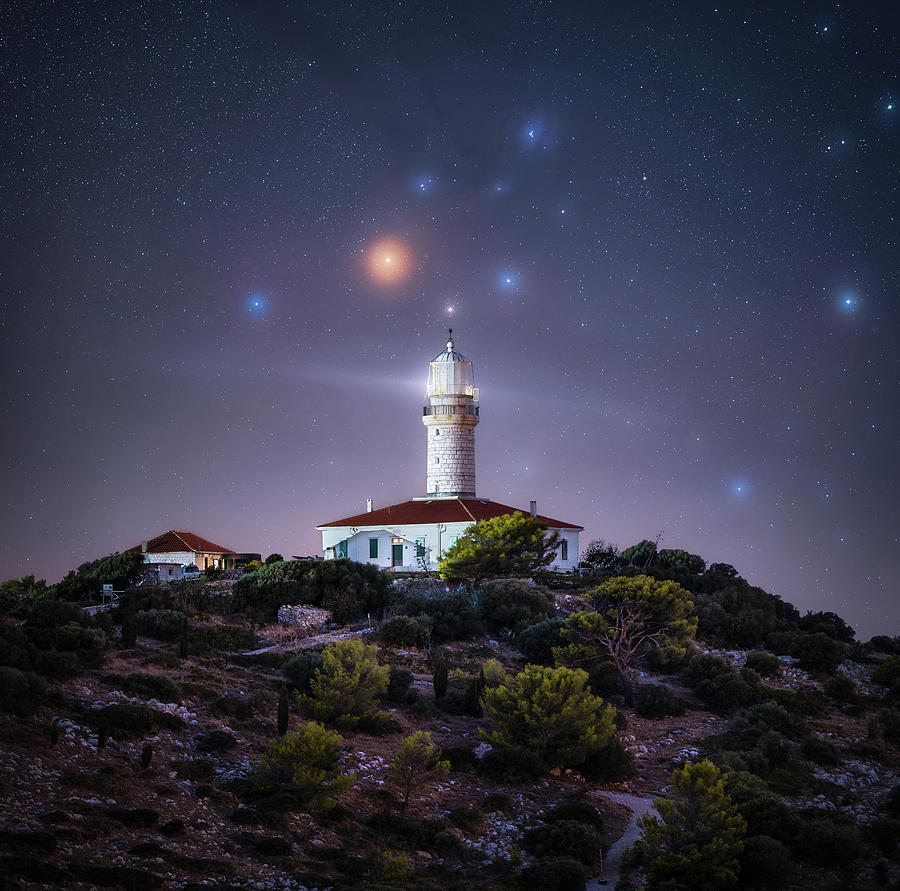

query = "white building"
[317,333,582,571]
[127,530,235,571]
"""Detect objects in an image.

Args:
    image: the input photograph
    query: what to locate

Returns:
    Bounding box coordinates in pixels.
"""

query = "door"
[392,544,404,566]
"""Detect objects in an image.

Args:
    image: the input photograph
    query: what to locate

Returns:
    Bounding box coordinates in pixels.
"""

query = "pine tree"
[432,656,448,699]
[634,759,746,890]
[389,731,450,814]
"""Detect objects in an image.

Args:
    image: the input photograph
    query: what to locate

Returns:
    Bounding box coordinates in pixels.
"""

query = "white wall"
[320,522,580,573]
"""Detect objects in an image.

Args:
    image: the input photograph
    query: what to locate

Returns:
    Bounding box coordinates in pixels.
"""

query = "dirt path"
[588,791,658,889]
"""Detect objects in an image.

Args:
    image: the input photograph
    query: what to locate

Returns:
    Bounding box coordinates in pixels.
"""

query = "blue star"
[497,270,519,292]
[520,121,542,147]
[247,293,267,315]
[839,292,858,313]
[414,175,434,195]
[729,479,749,500]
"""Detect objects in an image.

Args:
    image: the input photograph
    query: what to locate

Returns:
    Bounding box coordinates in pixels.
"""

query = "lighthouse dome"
[426,330,476,398]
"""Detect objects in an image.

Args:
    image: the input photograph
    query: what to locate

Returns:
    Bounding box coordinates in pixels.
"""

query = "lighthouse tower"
[423,330,479,498]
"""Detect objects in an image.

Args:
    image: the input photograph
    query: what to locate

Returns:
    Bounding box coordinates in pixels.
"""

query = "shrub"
[481,657,506,688]
[386,666,413,702]
[522,819,603,864]
[300,640,389,727]
[481,791,513,813]
[389,731,450,813]
[256,722,354,811]
[0,666,45,715]
[801,737,842,766]
[234,558,395,624]
[188,624,256,653]
[354,711,401,735]
[478,746,546,784]
[791,632,843,674]
[745,651,780,677]
[378,616,429,648]
[874,707,900,743]
[121,672,183,703]
[172,759,215,781]
[482,665,617,769]
[516,616,566,665]
[24,600,86,629]
[579,736,635,782]
[282,651,324,692]
[518,858,585,891]
[765,630,796,655]
[739,835,796,887]
[94,704,183,738]
[792,811,864,867]
[682,655,762,714]
[545,801,604,828]
[633,683,686,718]
[401,590,483,643]
[824,675,858,703]
[135,609,185,641]
[873,655,900,690]
[477,579,555,635]
[868,817,900,859]
[886,784,900,817]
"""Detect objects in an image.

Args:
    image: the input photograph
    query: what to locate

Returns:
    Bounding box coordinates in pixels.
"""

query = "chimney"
[529,500,537,518]
[141,541,148,553]
[366,498,374,512]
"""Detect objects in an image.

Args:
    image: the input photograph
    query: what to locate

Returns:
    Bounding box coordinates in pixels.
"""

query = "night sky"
[2,1,898,640]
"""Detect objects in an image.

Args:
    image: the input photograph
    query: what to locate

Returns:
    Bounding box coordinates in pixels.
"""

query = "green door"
[392,544,403,566]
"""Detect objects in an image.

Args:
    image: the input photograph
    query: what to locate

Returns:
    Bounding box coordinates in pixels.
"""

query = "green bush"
[521,819,603,864]
[255,721,354,811]
[633,683,686,718]
[188,624,256,653]
[0,666,46,715]
[401,590,483,643]
[791,631,843,674]
[477,579,555,635]
[682,654,762,714]
[801,736,842,766]
[579,737,635,782]
[482,665,616,770]
[545,801,604,828]
[873,655,900,689]
[516,616,566,665]
[300,639,389,728]
[234,558,395,624]
[739,835,796,887]
[792,811,864,867]
[874,707,900,743]
[93,703,183,738]
[24,600,86,629]
[823,675,858,704]
[378,616,429,647]
[386,666,413,702]
[172,759,216,781]
[518,858,585,891]
[121,672,183,703]
[478,746,546,784]
[745,651,780,677]
[135,609,185,641]
[282,651,324,692]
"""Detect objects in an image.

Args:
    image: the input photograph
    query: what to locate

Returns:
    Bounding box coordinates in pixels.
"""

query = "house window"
[434,456,440,463]
[416,537,426,558]
[448,535,458,548]
[435,429,440,436]
[560,540,568,561]
[369,538,378,559]
[337,540,348,558]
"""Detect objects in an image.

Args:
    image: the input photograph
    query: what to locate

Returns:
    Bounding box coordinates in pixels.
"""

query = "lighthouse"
[317,331,582,571]
[422,330,479,498]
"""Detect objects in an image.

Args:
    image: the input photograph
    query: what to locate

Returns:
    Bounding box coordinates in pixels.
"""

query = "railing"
[423,404,479,416]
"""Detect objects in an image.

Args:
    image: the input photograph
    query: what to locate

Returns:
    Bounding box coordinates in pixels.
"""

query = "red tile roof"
[127,531,234,555]
[318,499,582,530]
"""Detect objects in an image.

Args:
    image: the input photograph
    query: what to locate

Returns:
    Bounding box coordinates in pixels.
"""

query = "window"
[560,540,568,561]
[448,535,458,548]
[369,538,378,558]
[337,540,348,558]
[416,536,426,558]
[434,456,440,463]
[435,428,441,436]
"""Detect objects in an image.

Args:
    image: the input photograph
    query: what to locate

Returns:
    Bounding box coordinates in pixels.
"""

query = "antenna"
[642,529,664,570]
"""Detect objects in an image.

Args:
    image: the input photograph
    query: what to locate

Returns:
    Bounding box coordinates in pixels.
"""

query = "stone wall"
[277,605,332,635]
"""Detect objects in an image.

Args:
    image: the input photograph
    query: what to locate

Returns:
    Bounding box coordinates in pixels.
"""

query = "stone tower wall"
[424,416,477,496]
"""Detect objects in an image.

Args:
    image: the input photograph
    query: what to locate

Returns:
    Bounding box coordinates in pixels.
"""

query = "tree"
[478,579,555,635]
[50,551,146,602]
[257,721,354,811]
[0,575,48,610]
[300,639,389,727]
[634,760,746,890]
[437,512,561,583]
[264,553,284,565]
[791,631,843,674]
[581,539,623,574]
[621,539,658,568]
[656,548,706,574]
[556,574,697,705]
[389,731,450,814]
[481,665,616,770]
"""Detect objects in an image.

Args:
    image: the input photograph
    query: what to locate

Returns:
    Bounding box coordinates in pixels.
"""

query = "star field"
[0,1,898,639]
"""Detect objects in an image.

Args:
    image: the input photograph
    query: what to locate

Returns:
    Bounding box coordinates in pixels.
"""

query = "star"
[247,293,266,315]
[365,238,411,286]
